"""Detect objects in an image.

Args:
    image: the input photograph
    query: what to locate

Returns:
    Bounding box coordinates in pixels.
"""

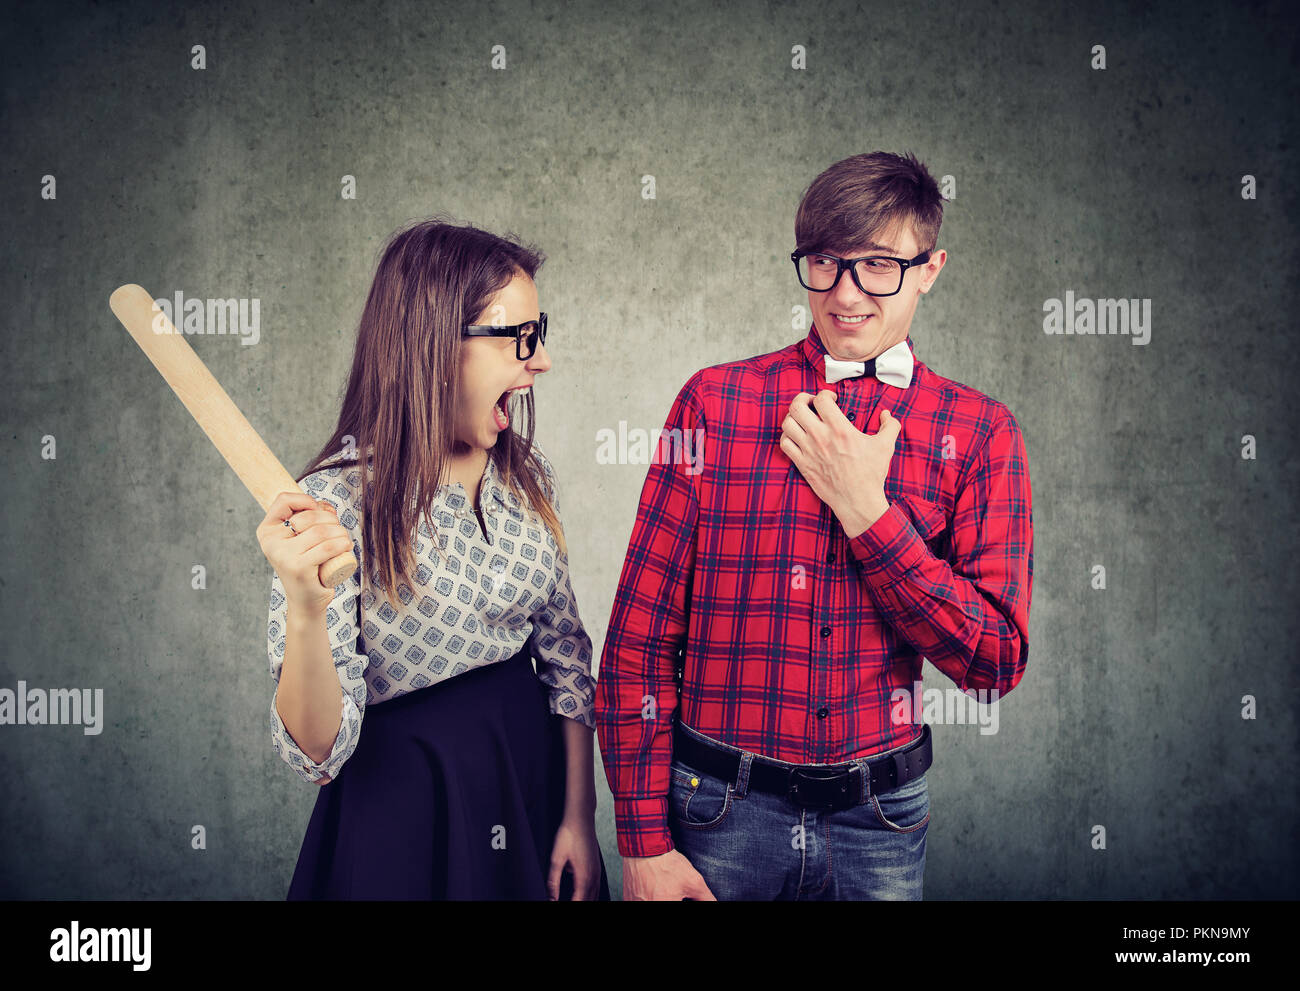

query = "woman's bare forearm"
[275,604,345,765]
[560,716,597,821]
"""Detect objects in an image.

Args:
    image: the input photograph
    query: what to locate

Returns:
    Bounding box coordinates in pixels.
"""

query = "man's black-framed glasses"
[462,312,548,360]
[791,250,931,297]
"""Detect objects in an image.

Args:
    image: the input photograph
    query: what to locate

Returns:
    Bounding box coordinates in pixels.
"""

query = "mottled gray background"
[1,0,1296,900]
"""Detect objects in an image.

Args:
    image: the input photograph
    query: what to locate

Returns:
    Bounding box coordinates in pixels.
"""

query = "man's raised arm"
[850,410,1033,696]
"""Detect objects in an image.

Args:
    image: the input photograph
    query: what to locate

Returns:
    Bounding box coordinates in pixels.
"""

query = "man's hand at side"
[623,849,718,900]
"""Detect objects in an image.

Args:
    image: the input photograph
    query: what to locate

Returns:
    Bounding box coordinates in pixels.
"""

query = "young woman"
[256,219,609,900]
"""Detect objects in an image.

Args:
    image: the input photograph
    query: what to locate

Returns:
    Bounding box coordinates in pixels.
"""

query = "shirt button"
[826,551,835,563]
[819,626,832,638]
[817,707,829,719]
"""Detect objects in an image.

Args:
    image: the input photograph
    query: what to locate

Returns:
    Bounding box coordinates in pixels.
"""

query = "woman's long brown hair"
[294,218,566,598]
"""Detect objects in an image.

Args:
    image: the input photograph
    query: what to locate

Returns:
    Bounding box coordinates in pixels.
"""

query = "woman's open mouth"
[492,385,531,429]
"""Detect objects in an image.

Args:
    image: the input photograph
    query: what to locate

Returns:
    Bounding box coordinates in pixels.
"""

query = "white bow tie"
[823,339,914,388]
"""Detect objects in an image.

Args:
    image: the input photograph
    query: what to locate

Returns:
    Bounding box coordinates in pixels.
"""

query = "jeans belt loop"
[735,751,754,797]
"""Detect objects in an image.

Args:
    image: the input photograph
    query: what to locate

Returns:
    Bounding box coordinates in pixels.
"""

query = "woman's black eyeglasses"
[462,313,548,360]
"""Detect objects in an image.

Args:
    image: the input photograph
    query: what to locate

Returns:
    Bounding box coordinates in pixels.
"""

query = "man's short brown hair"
[795,151,944,257]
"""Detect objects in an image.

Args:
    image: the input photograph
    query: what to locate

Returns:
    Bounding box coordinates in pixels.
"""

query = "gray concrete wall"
[1,0,1296,899]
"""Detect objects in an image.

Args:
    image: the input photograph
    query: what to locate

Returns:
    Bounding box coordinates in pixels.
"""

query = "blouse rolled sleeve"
[528,449,597,729]
[266,476,369,784]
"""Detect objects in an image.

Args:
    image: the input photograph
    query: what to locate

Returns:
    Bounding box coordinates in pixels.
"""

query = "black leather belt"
[672,721,932,810]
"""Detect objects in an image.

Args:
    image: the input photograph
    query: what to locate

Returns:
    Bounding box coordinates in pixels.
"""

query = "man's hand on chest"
[779,389,899,540]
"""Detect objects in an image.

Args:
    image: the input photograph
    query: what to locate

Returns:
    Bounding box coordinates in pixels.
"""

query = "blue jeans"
[667,721,929,900]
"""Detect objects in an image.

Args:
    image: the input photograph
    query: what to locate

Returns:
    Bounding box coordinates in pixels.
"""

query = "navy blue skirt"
[287,645,610,900]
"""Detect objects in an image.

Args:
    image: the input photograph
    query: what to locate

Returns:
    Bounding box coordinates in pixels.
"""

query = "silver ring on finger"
[282,518,298,536]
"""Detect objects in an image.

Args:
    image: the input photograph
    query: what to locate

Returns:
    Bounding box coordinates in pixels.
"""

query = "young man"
[595,151,1033,900]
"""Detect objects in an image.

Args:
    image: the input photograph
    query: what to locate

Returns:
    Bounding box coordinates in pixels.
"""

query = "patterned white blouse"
[267,446,596,784]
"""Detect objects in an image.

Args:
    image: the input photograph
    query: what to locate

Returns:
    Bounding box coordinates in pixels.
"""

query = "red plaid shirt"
[595,325,1034,858]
